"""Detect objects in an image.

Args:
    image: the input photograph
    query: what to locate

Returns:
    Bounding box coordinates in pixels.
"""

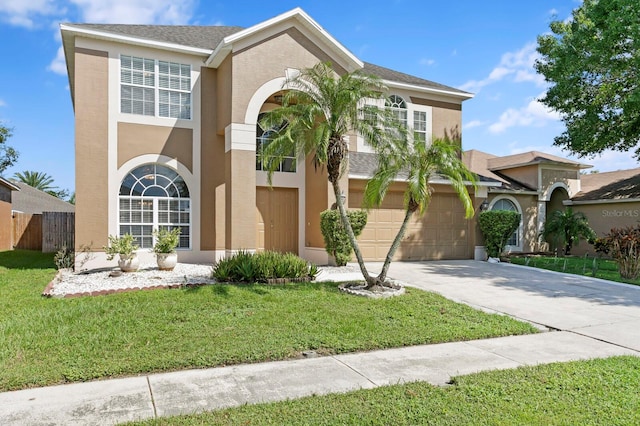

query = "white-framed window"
[413,110,427,142]
[120,55,191,119]
[119,164,191,249]
[256,112,296,173]
[490,197,522,248]
[386,94,408,127]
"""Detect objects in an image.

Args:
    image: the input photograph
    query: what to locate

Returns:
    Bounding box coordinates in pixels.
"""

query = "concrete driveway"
[369,260,640,351]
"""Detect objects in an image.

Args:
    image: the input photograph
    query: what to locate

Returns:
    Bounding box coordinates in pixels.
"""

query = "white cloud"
[69,0,196,24]
[0,0,58,28]
[459,42,544,93]
[48,45,67,75]
[489,96,561,134]
[463,119,485,130]
[420,58,435,67]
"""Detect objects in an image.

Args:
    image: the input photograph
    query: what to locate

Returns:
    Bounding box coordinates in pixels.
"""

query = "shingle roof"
[0,176,19,191]
[63,23,469,95]
[462,149,535,191]
[11,182,75,214]
[63,23,243,51]
[487,150,589,171]
[362,62,470,96]
[572,168,640,202]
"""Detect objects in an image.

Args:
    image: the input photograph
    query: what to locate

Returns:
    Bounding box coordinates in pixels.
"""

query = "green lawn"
[0,250,537,392]
[129,356,640,425]
[510,255,640,286]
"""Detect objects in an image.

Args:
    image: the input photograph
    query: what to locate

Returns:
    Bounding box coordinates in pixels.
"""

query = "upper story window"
[256,112,296,173]
[386,95,407,127]
[120,55,191,120]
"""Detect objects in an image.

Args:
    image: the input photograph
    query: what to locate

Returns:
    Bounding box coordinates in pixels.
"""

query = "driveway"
[368,260,640,352]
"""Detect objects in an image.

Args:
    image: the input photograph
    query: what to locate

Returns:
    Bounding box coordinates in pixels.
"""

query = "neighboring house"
[61,7,483,268]
[463,150,591,254]
[0,177,20,251]
[11,182,75,214]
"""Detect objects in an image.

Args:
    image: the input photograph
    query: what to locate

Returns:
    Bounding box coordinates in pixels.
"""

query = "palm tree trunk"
[331,181,374,286]
[376,203,416,284]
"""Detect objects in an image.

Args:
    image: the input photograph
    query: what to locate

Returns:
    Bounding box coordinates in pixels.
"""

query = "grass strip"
[129,356,640,425]
[1,250,536,391]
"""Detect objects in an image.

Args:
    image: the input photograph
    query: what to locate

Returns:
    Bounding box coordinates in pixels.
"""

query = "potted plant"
[153,228,181,271]
[104,234,139,272]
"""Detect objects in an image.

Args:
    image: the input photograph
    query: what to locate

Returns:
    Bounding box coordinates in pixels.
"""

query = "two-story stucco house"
[62,7,491,268]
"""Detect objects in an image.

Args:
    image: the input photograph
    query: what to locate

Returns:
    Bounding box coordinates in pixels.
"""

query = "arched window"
[256,112,296,173]
[386,95,408,128]
[119,164,190,249]
[491,198,520,247]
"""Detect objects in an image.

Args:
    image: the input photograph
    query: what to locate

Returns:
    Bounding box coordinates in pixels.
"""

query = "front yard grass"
[510,254,640,286]
[0,250,537,392]
[130,356,640,425]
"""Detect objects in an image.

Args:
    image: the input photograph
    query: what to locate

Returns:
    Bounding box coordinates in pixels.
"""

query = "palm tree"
[13,171,56,191]
[260,62,400,288]
[364,134,476,284]
[541,207,595,255]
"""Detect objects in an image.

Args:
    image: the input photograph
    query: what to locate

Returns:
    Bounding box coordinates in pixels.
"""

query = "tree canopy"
[13,170,70,200]
[535,0,640,159]
[0,124,19,174]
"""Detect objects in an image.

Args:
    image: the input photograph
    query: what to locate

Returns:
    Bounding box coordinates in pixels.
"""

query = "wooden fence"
[42,212,75,253]
[12,212,75,252]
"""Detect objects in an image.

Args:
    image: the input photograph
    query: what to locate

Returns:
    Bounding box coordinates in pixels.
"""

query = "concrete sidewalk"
[2,261,639,425]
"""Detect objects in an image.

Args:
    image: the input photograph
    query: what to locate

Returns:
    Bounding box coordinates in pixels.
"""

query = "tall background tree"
[13,170,70,201]
[535,0,640,159]
[0,124,19,174]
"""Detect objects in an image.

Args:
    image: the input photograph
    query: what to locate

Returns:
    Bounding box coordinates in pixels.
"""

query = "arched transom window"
[256,112,296,173]
[119,164,191,249]
[386,95,408,128]
[491,198,519,247]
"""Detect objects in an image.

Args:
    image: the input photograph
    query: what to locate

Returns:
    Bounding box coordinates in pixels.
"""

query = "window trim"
[118,163,192,250]
[488,195,523,252]
[120,54,193,120]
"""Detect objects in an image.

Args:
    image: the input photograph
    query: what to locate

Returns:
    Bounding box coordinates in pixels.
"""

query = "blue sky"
[0,0,634,194]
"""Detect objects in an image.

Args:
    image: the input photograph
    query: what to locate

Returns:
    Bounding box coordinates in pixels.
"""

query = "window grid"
[413,111,427,142]
[120,55,191,120]
[256,113,296,173]
[119,164,191,249]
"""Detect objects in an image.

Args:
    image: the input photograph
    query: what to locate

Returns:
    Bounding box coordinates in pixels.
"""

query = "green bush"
[54,246,75,270]
[212,250,317,283]
[320,209,368,266]
[478,210,521,258]
[601,226,640,279]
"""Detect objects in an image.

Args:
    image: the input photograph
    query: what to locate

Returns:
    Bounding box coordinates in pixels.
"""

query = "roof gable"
[205,8,362,71]
[11,182,75,214]
[487,150,590,171]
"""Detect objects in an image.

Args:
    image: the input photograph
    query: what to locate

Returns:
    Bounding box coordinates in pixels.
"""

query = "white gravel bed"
[48,263,216,296]
[45,264,366,297]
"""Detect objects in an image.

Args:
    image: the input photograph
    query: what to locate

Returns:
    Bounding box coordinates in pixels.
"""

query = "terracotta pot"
[118,254,139,272]
[156,252,178,271]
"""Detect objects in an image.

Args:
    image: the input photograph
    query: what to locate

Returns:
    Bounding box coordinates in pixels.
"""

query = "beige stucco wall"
[200,67,227,250]
[541,168,580,197]
[74,47,109,251]
[117,123,193,171]
[225,149,256,250]
[571,202,640,255]
[500,165,539,191]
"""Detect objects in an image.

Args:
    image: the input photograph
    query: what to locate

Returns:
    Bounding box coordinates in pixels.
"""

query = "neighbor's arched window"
[119,163,190,249]
[491,198,520,247]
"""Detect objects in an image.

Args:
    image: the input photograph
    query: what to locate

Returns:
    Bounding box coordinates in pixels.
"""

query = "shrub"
[320,209,368,266]
[54,246,75,270]
[478,210,521,258]
[601,226,640,279]
[152,228,181,254]
[103,234,138,260]
[212,250,317,283]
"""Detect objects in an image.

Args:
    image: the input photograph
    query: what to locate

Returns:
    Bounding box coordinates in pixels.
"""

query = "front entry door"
[256,187,298,254]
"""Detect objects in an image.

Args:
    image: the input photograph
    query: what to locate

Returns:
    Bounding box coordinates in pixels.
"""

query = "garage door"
[256,187,298,254]
[350,190,470,261]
